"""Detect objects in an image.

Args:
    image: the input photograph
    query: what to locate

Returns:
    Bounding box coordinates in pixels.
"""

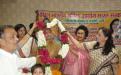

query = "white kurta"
[0,48,36,75]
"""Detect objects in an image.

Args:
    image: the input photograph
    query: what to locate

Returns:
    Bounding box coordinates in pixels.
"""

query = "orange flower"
[52,69,62,75]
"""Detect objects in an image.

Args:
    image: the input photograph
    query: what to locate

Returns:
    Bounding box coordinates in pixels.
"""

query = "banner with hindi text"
[36,10,121,45]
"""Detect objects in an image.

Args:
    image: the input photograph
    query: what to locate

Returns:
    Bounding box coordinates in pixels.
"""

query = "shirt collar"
[0,48,16,57]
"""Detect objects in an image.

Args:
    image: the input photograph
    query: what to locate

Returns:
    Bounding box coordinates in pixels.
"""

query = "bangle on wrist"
[27,33,31,36]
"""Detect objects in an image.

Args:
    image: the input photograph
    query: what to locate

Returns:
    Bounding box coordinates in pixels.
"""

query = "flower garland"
[45,18,70,58]
[36,18,69,75]
[58,32,69,58]
[36,25,63,65]
[36,20,46,30]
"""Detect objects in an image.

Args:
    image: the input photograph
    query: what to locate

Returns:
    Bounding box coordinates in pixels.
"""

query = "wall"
[0,0,121,25]
[0,0,121,64]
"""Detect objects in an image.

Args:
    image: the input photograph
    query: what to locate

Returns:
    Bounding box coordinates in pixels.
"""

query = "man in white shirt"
[0,25,36,75]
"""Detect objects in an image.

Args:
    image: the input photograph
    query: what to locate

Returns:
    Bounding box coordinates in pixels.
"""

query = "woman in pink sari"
[62,25,90,75]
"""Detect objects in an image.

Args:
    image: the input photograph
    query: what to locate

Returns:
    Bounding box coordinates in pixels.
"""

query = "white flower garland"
[58,44,69,58]
[36,30,46,47]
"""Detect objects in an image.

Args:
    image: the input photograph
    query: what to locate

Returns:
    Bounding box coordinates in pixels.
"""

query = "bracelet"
[27,33,31,36]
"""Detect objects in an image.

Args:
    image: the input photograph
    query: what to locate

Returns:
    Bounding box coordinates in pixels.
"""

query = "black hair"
[31,64,45,74]
[93,27,115,55]
[110,18,119,34]
[0,25,14,38]
[29,23,33,29]
[75,25,89,39]
[14,24,27,37]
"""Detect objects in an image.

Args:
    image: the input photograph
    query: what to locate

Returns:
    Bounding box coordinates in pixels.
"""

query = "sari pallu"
[89,48,119,75]
[62,43,90,75]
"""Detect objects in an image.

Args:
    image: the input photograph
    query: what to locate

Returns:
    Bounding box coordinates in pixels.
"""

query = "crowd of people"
[0,17,120,75]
